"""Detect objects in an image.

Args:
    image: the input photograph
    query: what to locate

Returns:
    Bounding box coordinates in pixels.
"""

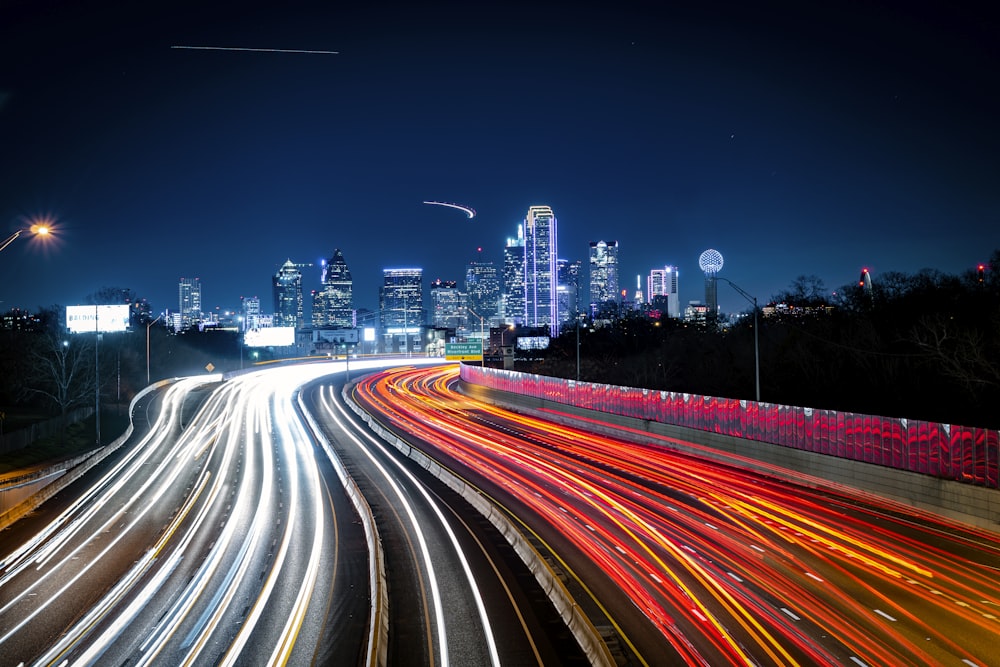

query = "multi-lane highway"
[351,364,1000,667]
[0,359,581,666]
[3,359,998,666]
[0,365,373,665]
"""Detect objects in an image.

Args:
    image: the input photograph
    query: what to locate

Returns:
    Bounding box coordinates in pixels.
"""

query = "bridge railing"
[460,365,1000,489]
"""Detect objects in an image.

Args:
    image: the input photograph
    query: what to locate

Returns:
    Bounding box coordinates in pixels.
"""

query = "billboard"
[66,305,130,333]
[244,327,295,348]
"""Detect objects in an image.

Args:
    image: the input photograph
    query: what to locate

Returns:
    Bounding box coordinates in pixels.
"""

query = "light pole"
[146,314,163,385]
[716,277,760,402]
[467,307,485,360]
[0,222,51,253]
[95,305,101,446]
[343,343,350,382]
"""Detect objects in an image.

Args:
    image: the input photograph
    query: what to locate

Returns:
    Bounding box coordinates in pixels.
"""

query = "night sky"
[2,1,997,318]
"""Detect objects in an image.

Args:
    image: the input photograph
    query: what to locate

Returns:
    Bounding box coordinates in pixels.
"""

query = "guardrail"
[461,365,1000,490]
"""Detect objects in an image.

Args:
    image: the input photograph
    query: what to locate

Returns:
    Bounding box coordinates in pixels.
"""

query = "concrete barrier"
[460,381,1000,535]
[343,386,617,667]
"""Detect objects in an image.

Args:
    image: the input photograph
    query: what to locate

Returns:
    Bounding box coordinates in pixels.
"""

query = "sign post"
[445,342,483,361]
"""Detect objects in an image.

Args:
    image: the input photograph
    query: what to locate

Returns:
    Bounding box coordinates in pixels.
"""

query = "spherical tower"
[698,249,724,319]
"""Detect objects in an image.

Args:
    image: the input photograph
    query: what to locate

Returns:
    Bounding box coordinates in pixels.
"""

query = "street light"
[467,307,485,359]
[0,221,51,253]
[716,277,760,402]
[146,314,163,385]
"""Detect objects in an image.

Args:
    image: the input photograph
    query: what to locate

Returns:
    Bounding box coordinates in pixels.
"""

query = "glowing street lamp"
[0,221,52,253]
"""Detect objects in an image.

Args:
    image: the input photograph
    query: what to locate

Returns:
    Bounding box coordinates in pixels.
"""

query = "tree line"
[536,251,1000,429]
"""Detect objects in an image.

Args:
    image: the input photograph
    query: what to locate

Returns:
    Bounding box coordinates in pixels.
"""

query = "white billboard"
[244,326,295,348]
[66,305,131,334]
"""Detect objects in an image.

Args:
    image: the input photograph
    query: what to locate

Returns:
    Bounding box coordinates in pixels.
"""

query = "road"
[0,366,371,665]
[301,372,591,666]
[351,364,1000,667]
[0,358,582,667]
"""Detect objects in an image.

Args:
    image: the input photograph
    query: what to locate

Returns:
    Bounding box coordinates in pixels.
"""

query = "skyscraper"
[557,258,583,325]
[430,279,466,328]
[273,260,304,329]
[589,240,619,315]
[380,268,423,353]
[465,257,499,324]
[178,277,202,330]
[648,266,680,319]
[312,249,354,328]
[523,205,558,335]
[502,226,525,326]
[241,295,261,330]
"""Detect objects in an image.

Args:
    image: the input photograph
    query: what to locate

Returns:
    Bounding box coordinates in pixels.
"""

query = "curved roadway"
[351,364,1000,667]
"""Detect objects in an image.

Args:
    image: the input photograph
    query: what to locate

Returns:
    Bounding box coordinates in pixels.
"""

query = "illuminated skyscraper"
[430,279,466,328]
[273,260,304,329]
[241,295,261,330]
[648,265,680,318]
[312,249,354,328]
[523,205,558,335]
[557,258,583,325]
[588,240,619,315]
[465,257,499,324]
[502,226,525,325]
[178,277,202,329]
[380,268,423,353]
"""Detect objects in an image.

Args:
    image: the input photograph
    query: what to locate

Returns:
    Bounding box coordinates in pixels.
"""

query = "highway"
[351,364,1000,667]
[300,377,582,666]
[0,365,373,665]
[0,358,580,667]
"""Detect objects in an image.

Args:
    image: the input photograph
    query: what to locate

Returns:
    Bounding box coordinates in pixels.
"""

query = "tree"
[22,329,95,424]
[771,274,828,306]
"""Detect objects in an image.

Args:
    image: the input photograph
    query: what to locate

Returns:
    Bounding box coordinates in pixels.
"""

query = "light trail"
[317,382,502,667]
[353,365,1000,667]
[171,45,339,55]
[423,201,477,218]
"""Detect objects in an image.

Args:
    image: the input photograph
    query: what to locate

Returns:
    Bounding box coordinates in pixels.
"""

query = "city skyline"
[1,2,996,317]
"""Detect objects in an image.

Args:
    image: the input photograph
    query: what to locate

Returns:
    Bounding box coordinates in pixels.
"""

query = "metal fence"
[461,365,1000,489]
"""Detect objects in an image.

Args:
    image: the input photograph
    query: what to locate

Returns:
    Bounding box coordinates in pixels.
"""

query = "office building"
[312,249,355,328]
[178,277,202,330]
[502,227,525,326]
[380,268,423,353]
[557,258,583,326]
[589,240,619,315]
[648,265,680,319]
[273,260,305,329]
[430,279,467,329]
[465,258,499,324]
[523,205,559,335]
[241,296,261,330]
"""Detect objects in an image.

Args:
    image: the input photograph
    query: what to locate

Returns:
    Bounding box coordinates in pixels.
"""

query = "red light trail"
[353,365,1000,666]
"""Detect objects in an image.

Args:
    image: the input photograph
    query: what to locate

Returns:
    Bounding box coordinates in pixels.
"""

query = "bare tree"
[911,313,1000,395]
[22,330,95,424]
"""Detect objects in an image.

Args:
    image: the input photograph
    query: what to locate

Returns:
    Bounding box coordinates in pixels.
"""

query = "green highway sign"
[445,342,483,360]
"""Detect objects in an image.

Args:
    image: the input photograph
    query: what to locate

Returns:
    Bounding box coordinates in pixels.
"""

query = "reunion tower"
[699,249,724,319]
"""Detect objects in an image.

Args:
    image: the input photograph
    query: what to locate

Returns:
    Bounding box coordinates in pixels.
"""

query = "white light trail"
[322,384,502,667]
[423,201,476,219]
[171,45,339,55]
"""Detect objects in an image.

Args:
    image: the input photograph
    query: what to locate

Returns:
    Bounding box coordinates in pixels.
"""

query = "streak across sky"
[423,201,477,219]
[170,45,340,55]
